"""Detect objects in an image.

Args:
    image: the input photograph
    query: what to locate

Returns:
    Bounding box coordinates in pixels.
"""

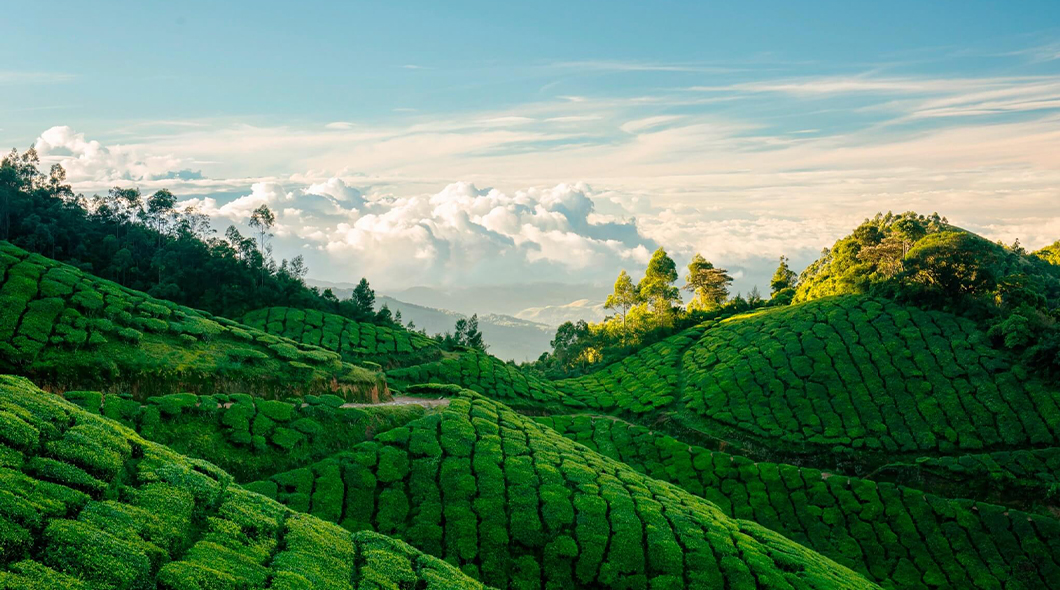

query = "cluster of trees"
[530,248,800,376]
[0,148,391,324]
[796,211,1060,376]
[434,313,487,352]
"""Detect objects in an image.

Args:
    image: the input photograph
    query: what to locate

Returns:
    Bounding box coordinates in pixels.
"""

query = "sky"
[3,1,1060,300]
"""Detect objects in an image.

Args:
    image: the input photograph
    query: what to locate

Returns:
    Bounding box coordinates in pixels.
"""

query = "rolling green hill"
[396,296,1060,459]
[248,386,880,590]
[60,389,425,482]
[0,375,487,589]
[387,349,574,408]
[0,241,385,400]
[537,414,1060,589]
[677,296,1060,455]
[241,305,442,368]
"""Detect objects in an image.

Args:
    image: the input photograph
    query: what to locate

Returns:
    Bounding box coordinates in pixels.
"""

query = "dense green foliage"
[680,296,1060,454]
[0,375,487,589]
[0,149,394,325]
[795,212,1060,377]
[553,325,709,414]
[62,389,423,482]
[251,387,879,590]
[538,414,1060,589]
[242,306,441,368]
[392,295,1060,491]
[388,350,574,408]
[0,241,385,399]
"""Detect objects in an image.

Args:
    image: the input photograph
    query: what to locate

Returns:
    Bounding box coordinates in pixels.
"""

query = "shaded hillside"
[248,386,880,590]
[385,295,1060,492]
[242,305,442,368]
[538,414,1060,589]
[62,389,425,482]
[0,375,487,589]
[0,242,384,400]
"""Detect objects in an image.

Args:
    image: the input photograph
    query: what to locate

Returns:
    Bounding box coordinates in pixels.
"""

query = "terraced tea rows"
[0,241,384,399]
[537,414,1060,589]
[875,448,1060,507]
[249,386,879,590]
[681,296,1060,454]
[0,375,486,589]
[61,390,424,482]
[388,350,575,408]
[554,325,708,414]
[242,305,442,368]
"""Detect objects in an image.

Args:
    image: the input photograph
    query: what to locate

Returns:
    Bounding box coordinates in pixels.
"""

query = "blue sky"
[3,2,1060,302]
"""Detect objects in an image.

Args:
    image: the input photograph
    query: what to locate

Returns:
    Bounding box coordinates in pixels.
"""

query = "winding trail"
[342,395,450,408]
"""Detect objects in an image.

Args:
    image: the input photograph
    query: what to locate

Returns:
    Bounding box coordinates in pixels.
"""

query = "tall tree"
[604,270,639,336]
[248,205,275,286]
[639,248,680,323]
[352,278,376,319]
[464,314,487,351]
[685,253,732,311]
[146,189,177,246]
[770,256,798,296]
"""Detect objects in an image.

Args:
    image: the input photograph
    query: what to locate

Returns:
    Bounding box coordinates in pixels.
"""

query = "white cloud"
[325,121,355,130]
[27,62,1060,291]
[33,125,194,183]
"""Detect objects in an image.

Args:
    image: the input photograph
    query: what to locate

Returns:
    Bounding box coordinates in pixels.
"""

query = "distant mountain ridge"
[515,298,607,326]
[306,280,555,361]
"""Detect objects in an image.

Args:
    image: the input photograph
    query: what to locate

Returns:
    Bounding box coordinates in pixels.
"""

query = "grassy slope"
[0,242,385,401]
[387,349,575,408]
[545,296,1060,458]
[0,375,487,589]
[537,413,1060,590]
[242,306,443,369]
[60,390,425,483]
[384,295,1060,503]
[249,387,880,590]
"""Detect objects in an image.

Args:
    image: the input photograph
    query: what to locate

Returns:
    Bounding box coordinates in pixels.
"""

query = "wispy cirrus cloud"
[0,70,75,85]
[23,45,1060,292]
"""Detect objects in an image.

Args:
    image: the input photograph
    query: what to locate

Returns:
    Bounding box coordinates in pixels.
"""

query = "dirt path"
[342,396,450,408]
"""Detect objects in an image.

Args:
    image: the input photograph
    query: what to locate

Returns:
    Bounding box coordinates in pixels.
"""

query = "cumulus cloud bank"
[33,126,200,183]
[178,179,657,289]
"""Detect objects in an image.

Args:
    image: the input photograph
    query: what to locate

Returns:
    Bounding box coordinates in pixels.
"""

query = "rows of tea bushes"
[242,305,442,368]
[681,296,1060,454]
[387,350,577,408]
[537,414,1060,589]
[876,448,1060,509]
[553,325,708,414]
[248,385,879,590]
[0,241,385,400]
[61,389,424,482]
[0,375,487,589]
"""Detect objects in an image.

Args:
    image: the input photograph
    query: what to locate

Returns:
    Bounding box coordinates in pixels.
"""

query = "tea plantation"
[400,296,1060,463]
[0,241,385,400]
[249,386,879,590]
[387,349,576,408]
[537,414,1060,589]
[679,296,1060,455]
[242,306,442,368]
[0,375,488,589]
[60,389,424,482]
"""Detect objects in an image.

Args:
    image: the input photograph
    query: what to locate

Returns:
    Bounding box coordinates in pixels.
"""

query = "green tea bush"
[252,389,879,590]
[243,306,442,368]
[62,389,425,482]
[680,296,1060,454]
[538,413,1060,590]
[388,350,577,408]
[0,375,488,590]
[0,242,385,401]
